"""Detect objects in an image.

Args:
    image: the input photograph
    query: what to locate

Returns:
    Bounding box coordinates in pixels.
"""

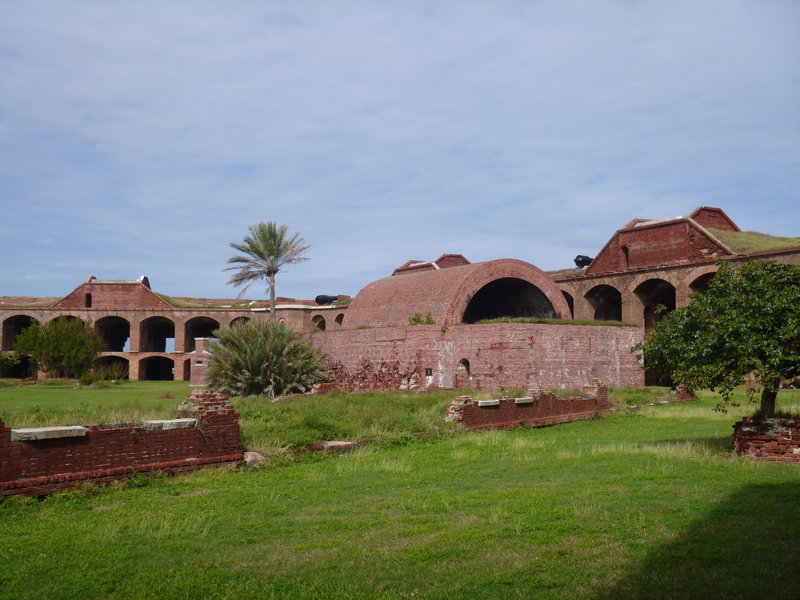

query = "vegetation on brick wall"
[408,312,435,325]
[474,316,637,326]
[205,321,327,399]
[708,228,800,254]
[634,260,800,417]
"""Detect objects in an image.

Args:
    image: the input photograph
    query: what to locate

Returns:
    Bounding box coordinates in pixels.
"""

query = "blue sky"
[1,1,798,301]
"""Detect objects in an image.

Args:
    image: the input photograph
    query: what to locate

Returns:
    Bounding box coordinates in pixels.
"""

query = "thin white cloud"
[0,1,798,300]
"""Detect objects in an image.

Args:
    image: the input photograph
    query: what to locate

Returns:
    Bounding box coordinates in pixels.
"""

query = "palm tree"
[225,222,310,322]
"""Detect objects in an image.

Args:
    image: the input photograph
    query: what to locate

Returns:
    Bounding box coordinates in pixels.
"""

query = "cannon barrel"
[315,294,338,305]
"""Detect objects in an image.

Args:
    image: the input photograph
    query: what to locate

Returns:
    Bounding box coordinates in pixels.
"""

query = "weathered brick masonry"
[312,322,643,392]
[733,418,800,463]
[446,384,609,430]
[0,391,244,497]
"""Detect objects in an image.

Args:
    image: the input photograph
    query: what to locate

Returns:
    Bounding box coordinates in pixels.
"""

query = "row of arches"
[95,355,189,381]
[562,270,717,327]
[311,313,344,332]
[1,314,234,353]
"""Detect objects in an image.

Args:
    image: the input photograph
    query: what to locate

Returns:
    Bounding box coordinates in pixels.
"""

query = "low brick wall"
[0,391,244,497]
[733,418,800,462]
[445,384,609,431]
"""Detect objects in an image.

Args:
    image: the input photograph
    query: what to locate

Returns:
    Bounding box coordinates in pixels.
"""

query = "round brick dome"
[345,258,570,328]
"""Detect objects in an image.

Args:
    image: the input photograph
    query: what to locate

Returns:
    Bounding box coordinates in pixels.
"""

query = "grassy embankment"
[1,382,799,599]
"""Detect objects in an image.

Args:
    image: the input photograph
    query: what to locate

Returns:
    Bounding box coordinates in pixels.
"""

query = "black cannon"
[574,255,594,268]
[315,294,338,305]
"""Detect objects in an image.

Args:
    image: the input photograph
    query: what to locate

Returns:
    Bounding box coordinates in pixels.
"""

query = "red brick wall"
[690,207,739,232]
[733,418,800,462]
[586,221,733,275]
[312,322,643,392]
[451,385,609,430]
[0,392,244,497]
[53,282,171,310]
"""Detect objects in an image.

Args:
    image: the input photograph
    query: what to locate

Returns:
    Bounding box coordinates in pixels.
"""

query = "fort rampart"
[0,391,244,497]
[312,322,643,392]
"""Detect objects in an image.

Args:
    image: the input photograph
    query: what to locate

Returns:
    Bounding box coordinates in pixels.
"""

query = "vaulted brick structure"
[346,256,570,329]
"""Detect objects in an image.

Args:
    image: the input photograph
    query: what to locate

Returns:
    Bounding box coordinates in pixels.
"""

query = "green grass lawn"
[1,383,799,599]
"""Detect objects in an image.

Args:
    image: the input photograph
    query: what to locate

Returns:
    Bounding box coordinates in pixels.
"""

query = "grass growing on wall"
[472,317,638,326]
[708,228,800,254]
[1,388,799,599]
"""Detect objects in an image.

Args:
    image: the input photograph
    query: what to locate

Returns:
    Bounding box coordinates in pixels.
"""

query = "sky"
[1,1,798,301]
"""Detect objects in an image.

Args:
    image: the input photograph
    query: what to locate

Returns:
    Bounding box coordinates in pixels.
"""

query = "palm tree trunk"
[269,273,276,323]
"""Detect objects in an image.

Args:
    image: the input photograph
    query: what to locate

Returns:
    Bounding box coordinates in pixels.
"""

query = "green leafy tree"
[225,222,310,322]
[205,320,328,399]
[14,318,104,378]
[633,260,800,417]
[0,351,21,374]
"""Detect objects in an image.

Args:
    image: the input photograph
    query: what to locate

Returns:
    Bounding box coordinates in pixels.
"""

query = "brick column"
[621,293,643,327]
[572,293,594,321]
[675,283,692,309]
[174,318,186,353]
[173,357,186,381]
[128,357,141,381]
[129,317,142,352]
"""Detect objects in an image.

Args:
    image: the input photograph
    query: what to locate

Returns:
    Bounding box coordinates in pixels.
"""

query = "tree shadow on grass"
[595,482,800,600]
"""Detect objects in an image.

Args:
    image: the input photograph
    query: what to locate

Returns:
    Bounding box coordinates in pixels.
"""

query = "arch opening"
[312,315,326,332]
[95,316,130,352]
[94,356,129,380]
[585,285,622,321]
[230,316,250,328]
[634,279,676,333]
[335,313,344,327]
[2,315,36,351]
[462,278,555,324]
[634,278,677,386]
[456,358,471,388]
[140,317,175,353]
[561,291,575,320]
[689,272,716,294]
[184,317,220,352]
[139,356,174,381]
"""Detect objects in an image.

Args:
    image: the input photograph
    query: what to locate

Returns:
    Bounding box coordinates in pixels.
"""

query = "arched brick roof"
[345,258,570,328]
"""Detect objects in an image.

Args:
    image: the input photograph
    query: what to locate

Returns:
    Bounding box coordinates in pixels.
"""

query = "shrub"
[205,320,328,399]
[409,313,435,325]
[14,318,104,379]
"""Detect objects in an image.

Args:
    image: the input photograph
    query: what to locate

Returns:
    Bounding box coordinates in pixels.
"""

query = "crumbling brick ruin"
[444,384,608,430]
[0,391,244,497]
[733,418,800,463]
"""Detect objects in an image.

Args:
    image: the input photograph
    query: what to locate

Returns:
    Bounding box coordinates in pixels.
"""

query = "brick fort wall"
[311,322,644,392]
